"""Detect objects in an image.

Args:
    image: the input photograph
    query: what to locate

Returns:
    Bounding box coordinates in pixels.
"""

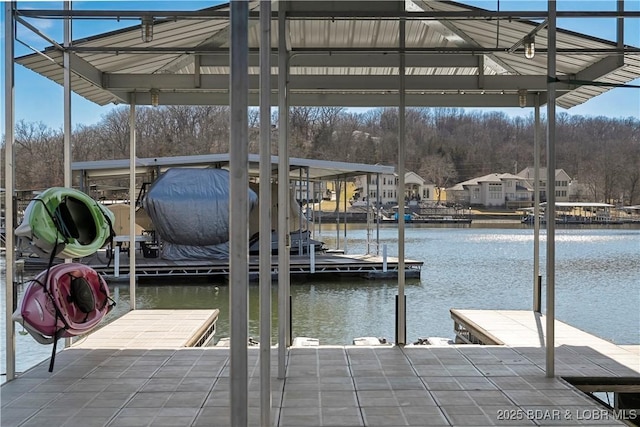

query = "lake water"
[2,225,639,379]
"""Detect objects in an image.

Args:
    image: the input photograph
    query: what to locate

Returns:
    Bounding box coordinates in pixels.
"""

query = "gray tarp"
[143,168,257,260]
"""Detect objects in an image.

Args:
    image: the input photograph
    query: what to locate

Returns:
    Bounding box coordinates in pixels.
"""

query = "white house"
[352,172,436,206]
[447,173,533,208]
[292,180,327,203]
[516,167,573,202]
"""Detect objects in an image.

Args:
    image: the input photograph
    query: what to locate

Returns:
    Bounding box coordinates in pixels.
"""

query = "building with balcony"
[447,173,534,208]
[352,172,437,207]
[516,167,574,202]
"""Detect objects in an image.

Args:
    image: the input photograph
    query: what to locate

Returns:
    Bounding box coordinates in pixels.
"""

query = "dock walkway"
[72,309,219,349]
[450,309,640,375]
[2,309,639,426]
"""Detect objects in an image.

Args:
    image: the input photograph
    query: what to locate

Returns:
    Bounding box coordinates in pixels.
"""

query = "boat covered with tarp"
[143,168,325,260]
[143,168,258,260]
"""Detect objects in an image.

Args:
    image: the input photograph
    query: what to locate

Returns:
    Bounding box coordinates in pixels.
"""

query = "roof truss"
[13,0,640,109]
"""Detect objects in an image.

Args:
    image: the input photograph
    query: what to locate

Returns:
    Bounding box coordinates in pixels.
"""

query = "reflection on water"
[2,227,639,379]
[108,278,422,346]
[76,227,640,347]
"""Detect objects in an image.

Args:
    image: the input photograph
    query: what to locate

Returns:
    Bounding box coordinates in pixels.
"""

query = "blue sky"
[1,0,639,130]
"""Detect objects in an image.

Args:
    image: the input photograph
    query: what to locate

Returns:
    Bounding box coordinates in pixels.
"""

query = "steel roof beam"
[109,90,570,108]
[104,74,572,91]
[68,54,105,90]
[19,49,128,104]
[15,9,640,19]
[413,0,518,75]
[64,45,639,54]
[157,5,261,75]
[567,55,626,83]
[199,53,481,68]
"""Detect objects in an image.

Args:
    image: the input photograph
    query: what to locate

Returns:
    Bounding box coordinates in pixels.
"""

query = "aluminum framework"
[12,2,640,108]
[3,1,640,425]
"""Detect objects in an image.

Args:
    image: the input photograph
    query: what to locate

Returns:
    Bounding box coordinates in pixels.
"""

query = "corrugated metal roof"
[14,0,640,109]
[71,154,396,181]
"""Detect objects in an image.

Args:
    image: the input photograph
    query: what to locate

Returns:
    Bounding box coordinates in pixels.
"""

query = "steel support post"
[4,1,16,382]
[396,11,406,346]
[259,1,273,425]
[545,0,557,378]
[128,98,137,309]
[277,0,291,379]
[63,1,72,189]
[299,168,303,256]
[230,2,250,425]
[306,168,311,238]
[533,93,541,312]
[63,0,73,349]
[377,174,380,254]
[343,177,348,253]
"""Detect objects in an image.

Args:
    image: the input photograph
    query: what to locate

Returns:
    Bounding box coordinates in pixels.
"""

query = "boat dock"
[49,251,423,282]
[2,309,638,426]
[72,309,219,349]
[450,309,639,372]
[451,309,640,409]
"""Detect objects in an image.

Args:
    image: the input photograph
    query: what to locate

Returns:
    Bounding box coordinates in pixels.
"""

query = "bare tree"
[310,107,345,159]
[4,103,639,208]
[419,154,458,204]
[13,121,64,189]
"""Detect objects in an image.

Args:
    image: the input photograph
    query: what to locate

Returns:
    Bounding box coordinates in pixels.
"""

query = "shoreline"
[312,211,640,227]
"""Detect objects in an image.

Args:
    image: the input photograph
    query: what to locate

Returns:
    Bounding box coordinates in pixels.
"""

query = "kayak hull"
[12,263,113,344]
[15,187,114,258]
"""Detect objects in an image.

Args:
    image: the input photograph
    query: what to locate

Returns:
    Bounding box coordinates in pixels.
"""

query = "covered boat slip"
[4,1,640,425]
[69,153,423,280]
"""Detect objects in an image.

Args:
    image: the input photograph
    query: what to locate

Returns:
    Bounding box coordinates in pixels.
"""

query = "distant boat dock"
[70,250,424,282]
[20,250,424,282]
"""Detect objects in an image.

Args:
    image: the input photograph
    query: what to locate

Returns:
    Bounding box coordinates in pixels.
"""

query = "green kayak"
[15,187,115,259]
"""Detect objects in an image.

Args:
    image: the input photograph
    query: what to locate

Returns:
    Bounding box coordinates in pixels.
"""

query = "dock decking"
[450,309,640,376]
[2,345,638,426]
[72,309,219,349]
[2,309,638,426]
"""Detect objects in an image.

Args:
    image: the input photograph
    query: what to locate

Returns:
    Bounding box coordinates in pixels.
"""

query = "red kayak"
[13,263,115,346]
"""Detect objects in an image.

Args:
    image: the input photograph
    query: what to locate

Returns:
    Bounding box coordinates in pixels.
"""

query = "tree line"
[2,105,639,205]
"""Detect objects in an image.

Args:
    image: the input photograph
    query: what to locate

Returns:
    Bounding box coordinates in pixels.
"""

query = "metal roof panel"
[13,0,640,109]
[72,154,396,181]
